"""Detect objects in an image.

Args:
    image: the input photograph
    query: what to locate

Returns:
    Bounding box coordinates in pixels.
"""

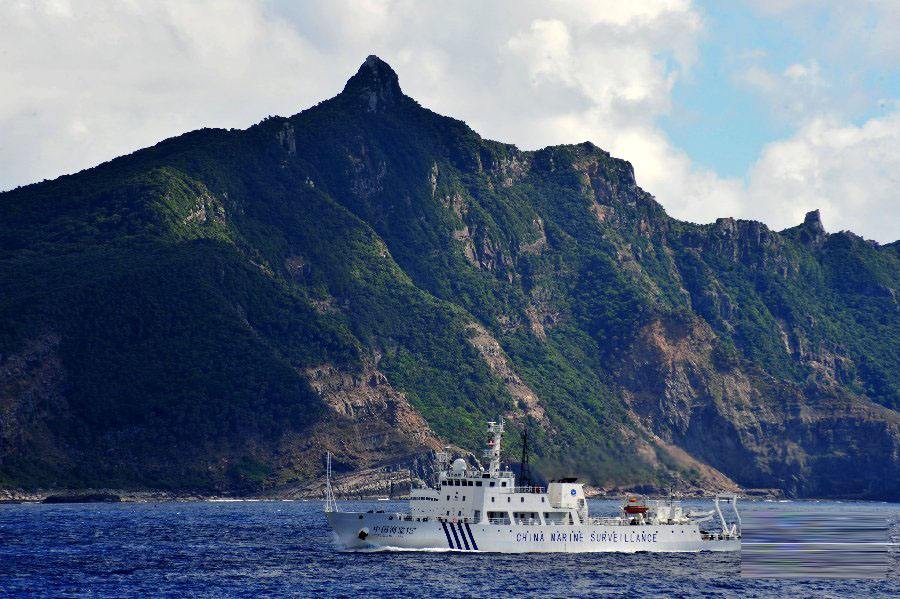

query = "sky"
[2,1,898,243]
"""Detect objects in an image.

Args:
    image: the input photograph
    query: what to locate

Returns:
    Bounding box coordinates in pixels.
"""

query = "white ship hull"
[327,512,740,553]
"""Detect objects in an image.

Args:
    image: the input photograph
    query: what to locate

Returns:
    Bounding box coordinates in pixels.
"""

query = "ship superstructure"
[326,418,741,553]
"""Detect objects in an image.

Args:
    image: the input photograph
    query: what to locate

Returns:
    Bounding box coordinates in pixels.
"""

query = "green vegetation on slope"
[0,56,896,496]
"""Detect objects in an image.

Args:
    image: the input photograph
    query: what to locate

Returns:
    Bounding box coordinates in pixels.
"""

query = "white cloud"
[0,1,327,189]
[736,59,831,122]
[0,0,897,242]
[743,112,900,242]
[745,0,900,67]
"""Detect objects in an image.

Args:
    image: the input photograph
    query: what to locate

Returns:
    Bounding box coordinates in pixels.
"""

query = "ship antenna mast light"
[435,447,450,484]
[484,418,505,477]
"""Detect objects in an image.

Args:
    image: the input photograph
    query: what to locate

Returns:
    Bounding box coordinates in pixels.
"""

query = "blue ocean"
[1,499,897,597]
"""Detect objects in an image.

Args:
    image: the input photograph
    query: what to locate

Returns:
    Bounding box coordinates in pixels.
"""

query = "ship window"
[467,481,473,486]
[501,482,507,487]
[446,495,450,500]
[463,496,466,501]
[541,498,545,503]
[446,511,450,516]
[458,511,461,517]
[491,497,495,503]
[521,497,525,503]
[476,482,482,487]
[507,497,511,503]
[489,482,495,487]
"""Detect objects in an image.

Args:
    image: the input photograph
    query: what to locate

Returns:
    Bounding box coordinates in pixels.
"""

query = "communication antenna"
[325,451,340,513]
[519,427,532,488]
[485,418,504,476]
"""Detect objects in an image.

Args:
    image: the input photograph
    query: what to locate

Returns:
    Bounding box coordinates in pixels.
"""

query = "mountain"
[1,56,898,499]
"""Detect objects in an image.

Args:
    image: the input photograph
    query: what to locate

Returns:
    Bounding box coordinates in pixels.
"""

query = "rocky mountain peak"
[341,55,403,113]
[798,208,827,245]
[782,208,827,246]
[804,209,824,232]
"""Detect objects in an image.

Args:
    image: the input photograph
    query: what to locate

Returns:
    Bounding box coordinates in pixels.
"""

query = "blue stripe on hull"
[439,521,454,549]
[464,523,479,551]
[448,521,463,549]
[456,523,470,550]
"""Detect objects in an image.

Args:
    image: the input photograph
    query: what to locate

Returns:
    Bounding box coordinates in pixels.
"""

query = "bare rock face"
[275,122,296,155]
[618,316,900,498]
[278,364,443,485]
[348,142,386,200]
[800,210,827,245]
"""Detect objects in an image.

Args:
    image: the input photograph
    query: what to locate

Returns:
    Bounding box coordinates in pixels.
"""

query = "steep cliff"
[1,56,897,498]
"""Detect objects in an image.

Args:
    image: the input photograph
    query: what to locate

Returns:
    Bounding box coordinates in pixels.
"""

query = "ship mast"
[324,451,339,513]
[484,418,504,477]
[519,427,532,487]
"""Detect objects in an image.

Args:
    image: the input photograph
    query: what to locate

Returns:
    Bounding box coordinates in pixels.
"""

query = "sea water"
[1,499,897,597]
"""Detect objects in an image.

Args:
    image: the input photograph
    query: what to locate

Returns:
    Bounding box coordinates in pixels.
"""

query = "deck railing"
[496,486,544,494]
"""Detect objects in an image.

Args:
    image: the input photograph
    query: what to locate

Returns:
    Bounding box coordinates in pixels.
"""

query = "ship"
[325,418,741,553]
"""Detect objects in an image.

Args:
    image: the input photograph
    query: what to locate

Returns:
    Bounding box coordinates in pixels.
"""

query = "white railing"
[495,486,544,494]
[588,517,624,525]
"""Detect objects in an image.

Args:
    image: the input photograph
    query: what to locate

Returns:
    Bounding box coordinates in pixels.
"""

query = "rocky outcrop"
[348,143,386,200]
[782,209,827,246]
[275,122,297,156]
[341,55,405,113]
